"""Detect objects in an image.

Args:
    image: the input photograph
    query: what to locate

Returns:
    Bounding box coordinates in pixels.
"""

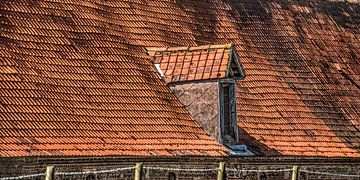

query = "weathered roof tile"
[1,0,360,157]
[0,0,229,157]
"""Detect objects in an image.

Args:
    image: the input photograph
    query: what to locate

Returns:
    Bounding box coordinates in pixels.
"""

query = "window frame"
[218,79,239,145]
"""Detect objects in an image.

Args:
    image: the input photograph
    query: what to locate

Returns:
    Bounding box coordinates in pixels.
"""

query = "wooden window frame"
[218,79,239,145]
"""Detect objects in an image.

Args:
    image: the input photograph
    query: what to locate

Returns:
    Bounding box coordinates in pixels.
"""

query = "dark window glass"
[219,81,238,144]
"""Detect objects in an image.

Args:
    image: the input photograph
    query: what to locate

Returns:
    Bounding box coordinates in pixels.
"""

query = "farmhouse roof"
[0,0,227,157]
[0,0,359,157]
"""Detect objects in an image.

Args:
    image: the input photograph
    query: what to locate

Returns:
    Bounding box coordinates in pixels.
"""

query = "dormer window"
[146,43,251,155]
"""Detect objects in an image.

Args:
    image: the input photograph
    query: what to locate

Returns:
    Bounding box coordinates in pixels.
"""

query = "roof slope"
[146,44,244,84]
[0,0,359,157]
[0,0,227,157]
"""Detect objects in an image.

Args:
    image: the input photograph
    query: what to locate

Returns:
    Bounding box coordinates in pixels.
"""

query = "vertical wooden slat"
[217,161,225,180]
[218,80,225,144]
[134,163,143,180]
[292,166,299,180]
[45,166,54,180]
[229,82,238,142]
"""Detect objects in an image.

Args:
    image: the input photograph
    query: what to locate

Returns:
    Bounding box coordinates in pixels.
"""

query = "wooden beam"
[45,166,54,180]
[292,166,299,180]
[217,161,225,180]
[134,163,143,180]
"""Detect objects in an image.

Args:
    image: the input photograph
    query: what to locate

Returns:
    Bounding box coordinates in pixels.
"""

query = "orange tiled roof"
[146,44,244,84]
[0,0,227,157]
[0,0,360,157]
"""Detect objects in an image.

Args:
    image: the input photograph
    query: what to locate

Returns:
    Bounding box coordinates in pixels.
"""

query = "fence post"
[45,166,55,180]
[292,166,299,180]
[217,161,225,180]
[134,163,143,180]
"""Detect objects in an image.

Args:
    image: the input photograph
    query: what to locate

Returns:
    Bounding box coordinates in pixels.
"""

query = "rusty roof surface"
[0,0,360,157]
[146,44,244,84]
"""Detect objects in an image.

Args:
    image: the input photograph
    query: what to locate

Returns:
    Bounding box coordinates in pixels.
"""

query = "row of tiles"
[1,0,359,157]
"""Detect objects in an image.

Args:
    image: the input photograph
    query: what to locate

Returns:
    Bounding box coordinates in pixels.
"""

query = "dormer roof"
[146,44,244,85]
